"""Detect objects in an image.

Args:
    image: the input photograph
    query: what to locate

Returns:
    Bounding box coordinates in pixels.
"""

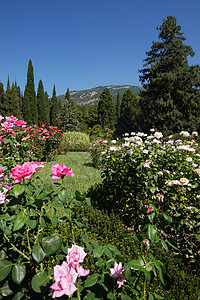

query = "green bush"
[63,131,90,152]
[48,203,200,299]
[87,132,200,262]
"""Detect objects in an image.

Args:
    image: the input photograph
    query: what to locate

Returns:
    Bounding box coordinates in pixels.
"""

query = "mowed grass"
[36,152,102,194]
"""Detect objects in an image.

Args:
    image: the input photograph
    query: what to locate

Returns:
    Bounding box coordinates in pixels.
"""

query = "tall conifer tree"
[10,82,20,118]
[4,76,11,116]
[116,91,121,121]
[37,80,47,125]
[139,16,200,135]
[23,59,37,124]
[0,82,5,116]
[50,85,59,127]
[98,88,115,130]
[44,91,50,125]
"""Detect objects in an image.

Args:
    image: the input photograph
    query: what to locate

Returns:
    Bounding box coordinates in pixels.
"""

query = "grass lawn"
[36,152,102,195]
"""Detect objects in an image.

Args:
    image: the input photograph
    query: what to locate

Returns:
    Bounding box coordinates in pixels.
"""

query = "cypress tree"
[60,88,78,131]
[37,80,47,125]
[50,85,59,127]
[116,91,121,121]
[4,76,11,116]
[0,82,5,116]
[98,88,115,130]
[44,91,50,125]
[116,89,139,135]
[139,16,200,135]
[10,82,20,118]
[23,59,37,124]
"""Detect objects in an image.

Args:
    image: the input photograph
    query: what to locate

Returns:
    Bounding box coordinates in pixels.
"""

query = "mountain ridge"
[57,85,141,106]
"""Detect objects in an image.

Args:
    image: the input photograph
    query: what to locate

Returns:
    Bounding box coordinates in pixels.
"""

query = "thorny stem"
[4,233,30,261]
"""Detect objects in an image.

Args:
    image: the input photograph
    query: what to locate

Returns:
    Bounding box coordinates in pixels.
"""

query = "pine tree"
[0,82,5,116]
[23,59,37,124]
[16,83,23,119]
[37,80,47,125]
[50,85,59,127]
[116,89,139,135]
[4,76,11,116]
[98,88,115,130]
[138,16,200,135]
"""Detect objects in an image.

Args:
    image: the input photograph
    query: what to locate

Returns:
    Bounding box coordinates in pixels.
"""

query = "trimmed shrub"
[63,131,90,152]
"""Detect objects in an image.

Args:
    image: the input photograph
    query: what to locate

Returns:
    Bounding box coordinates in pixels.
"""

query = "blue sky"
[0,0,200,96]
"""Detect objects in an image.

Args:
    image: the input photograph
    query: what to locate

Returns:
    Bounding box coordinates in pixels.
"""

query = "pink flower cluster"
[0,187,10,204]
[50,163,74,180]
[110,262,126,288]
[0,115,27,131]
[9,161,44,183]
[50,245,90,298]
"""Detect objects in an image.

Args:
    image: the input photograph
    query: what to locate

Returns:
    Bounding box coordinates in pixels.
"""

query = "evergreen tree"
[37,80,47,125]
[44,91,50,125]
[16,83,23,119]
[0,82,5,116]
[60,88,78,131]
[4,76,11,116]
[98,88,115,130]
[50,85,59,127]
[10,82,20,118]
[115,91,121,121]
[116,89,139,135]
[23,59,37,124]
[138,16,200,135]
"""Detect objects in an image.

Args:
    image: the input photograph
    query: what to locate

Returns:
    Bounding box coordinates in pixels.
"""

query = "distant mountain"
[57,85,141,106]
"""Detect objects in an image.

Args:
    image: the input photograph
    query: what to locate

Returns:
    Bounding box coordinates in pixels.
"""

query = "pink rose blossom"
[51,163,74,180]
[0,115,4,122]
[29,161,44,172]
[1,121,15,131]
[5,115,18,122]
[0,187,10,204]
[9,162,35,183]
[76,265,90,277]
[110,262,126,288]
[15,120,27,127]
[67,245,87,267]
[0,168,4,178]
[50,261,77,298]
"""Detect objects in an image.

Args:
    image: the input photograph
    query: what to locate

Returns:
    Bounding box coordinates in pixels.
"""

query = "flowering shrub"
[88,139,111,168]
[0,116,63,177]
[88,131,200,262]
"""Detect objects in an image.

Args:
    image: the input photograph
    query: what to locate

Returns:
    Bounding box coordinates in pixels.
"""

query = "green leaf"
[31,271,50,293]
[103,247,112,258]
[107,292,116,300]
[107,245,121,255]
[58,189,68,203]
[84,274,99,288]
[148,294,154,300]
[11,262,26,284]
[162,213,172,222]
[13,212,26,231]
[0,281,13,296]
[12,185,25,197]
[161,239,168,251]
[154,293,165,299]
[121,294,132,300]
[36,190,50,200]
[32,244,46,263]
[148,225,158,243]
[42,235,61,255]
[85,291,96,300]
[0,260,12,281]
[12,291,24,300]
[27,219,38,229]
[165,240,179,251]
[85,198,91,207]
[93,246,104,258]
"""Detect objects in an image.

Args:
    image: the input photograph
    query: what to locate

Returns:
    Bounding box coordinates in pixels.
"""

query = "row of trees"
[1,16,200,136]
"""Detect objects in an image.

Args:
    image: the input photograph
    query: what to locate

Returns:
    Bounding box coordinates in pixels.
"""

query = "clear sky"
[0,0,200,96]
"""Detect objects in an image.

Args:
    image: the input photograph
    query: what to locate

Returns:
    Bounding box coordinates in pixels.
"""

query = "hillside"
[57,85,141,106]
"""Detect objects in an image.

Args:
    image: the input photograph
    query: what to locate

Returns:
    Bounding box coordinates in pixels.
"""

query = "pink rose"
[76,265,90,277]
[51,163,74,180]
[110,262,126,288]
[50,261,77,298]
[1,121,15,131]
[9,162,35,183]
[0,168,4,178]
[0,187,10,204]
[29,161,44,172]
[6,115,18,122]
[15,120,27,127]
[67,245,87,266]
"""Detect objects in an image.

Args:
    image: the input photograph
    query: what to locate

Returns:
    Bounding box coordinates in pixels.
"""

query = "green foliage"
[23,59,37,124]
[87,132,200,263]
[37,80,48,125]
[50,85,59,127]
[98,88,116,130]
[138,16,200,135]
[0,82,5,117]
[63,131,90,152]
